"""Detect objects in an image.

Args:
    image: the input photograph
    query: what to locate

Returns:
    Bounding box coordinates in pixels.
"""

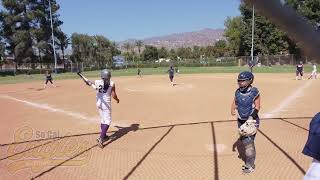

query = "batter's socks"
[100,124,109,140]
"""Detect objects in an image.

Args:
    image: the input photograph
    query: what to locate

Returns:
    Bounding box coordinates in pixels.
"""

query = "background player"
[296,61,304,80]
[308,63,317,80]
[137,68,142,78]
[175,67,179,76]
[86,69,120,148]
[43,70,56,89]
[168,65,175,86]
[231,71,261,174]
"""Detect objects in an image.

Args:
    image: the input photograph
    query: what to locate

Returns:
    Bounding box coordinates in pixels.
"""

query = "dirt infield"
[0,73,318,180]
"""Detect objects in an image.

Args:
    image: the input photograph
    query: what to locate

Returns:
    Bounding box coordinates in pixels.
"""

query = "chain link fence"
[0,54,315,75]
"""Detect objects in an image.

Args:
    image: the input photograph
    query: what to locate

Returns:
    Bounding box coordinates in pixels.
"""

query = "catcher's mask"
[238,71,254,93]
[303,112,320,161]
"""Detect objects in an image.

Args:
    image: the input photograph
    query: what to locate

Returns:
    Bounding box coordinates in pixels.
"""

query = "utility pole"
[49,0,57,73]
[250,3,255,73]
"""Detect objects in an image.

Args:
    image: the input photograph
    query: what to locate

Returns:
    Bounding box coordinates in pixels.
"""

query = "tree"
[287,0,320,26]
[123,42,131,53]
[70,33,94,65]
[32,0,64,63]
[192,46,201,59]
[0,42,5,69]
[237,4,291,56]
[176,47,192,59]
[0,0,65,69]
[142,45,158,61]
[135,40,143,56]
[224,16,244,56]
[205,46,215,57]
[169,49,177,60]
[214,40,228,57]
[1,0,36,67]
[70,33,119,68]
[56,31,69,63]
[94,35,116,67]
[158,47,169,58]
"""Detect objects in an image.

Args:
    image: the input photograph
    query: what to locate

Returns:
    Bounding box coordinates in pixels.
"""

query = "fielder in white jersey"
[308,63,317,79]
[88,69,120,148]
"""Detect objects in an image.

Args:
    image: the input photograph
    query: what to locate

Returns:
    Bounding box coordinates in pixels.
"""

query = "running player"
[43,70,56,89]
[296,61,304,80]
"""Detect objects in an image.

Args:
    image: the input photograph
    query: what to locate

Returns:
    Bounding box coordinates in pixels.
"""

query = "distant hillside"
[118,28,225,50]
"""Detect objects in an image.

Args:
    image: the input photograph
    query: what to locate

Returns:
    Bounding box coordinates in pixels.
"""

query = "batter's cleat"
[97,136,110,148]
[242,165,255,174]
[97,137,104,148]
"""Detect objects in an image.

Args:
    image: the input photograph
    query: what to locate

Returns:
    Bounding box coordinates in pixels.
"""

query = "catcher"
[231,71,261,174]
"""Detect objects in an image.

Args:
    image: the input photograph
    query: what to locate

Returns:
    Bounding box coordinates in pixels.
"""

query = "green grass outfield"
[0,65,313,84]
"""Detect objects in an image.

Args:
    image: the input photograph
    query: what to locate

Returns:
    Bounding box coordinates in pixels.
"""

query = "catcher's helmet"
[101,69,111,80]
[238,71,254,82]
[237,71,254,92]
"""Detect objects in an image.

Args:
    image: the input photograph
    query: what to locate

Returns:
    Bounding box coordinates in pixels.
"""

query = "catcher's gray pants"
[241,135,256,167]
[238,119,259,168]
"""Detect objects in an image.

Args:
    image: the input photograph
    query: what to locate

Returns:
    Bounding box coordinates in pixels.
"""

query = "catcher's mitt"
[239,118,257,137]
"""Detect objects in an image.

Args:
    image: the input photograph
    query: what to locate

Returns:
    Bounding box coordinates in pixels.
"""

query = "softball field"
[0,73,318,180]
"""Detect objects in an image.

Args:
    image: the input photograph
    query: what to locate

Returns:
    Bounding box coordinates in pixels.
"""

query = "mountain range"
[118,28,225,50]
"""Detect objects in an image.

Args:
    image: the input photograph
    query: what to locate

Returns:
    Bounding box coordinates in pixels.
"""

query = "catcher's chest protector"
[235,87,259,120]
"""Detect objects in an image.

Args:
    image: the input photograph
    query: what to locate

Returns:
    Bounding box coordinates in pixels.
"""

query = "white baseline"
[262,80,312,118]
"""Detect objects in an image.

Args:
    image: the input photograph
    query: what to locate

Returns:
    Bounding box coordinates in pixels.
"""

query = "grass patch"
[0,65,312,84]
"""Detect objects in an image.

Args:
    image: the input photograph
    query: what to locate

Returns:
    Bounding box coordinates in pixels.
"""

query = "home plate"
[206,144,227,154]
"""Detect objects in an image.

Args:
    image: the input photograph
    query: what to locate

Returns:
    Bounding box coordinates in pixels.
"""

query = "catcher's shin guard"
[242,137,256,168]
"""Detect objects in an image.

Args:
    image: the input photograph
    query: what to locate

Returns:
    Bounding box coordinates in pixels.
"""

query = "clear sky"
[59,1,241,41]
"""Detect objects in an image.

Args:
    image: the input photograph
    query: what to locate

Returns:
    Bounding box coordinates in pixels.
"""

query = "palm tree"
[57,32,70,63]
[135,40,143,56]
[123,42,131,53]
[123,42,131,62]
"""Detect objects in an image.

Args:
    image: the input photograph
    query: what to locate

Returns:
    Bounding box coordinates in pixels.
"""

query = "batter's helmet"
[101,69,111,80]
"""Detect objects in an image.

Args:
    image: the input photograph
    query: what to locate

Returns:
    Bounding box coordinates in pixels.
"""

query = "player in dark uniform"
[44,70,56,88]
[296,61,304,80]
[231,71,261,174]
[168,65,175,86]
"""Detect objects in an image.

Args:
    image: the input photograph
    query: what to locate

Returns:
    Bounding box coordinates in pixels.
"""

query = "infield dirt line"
[0,94,98,122]
[262,80,312,118]
[0,94,133,128]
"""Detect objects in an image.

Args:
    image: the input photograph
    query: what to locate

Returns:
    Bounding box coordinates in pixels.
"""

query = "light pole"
[250,3,255,73]
[48,0,57,73]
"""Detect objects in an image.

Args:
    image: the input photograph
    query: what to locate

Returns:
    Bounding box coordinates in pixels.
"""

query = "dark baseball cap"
[303,112,320,161]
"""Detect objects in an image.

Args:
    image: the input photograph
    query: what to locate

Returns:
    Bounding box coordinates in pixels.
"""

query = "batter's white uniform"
[93,80,114,125]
